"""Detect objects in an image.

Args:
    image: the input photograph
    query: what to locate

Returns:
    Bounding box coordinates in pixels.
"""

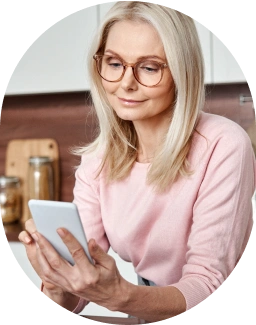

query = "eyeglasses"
[93,54,168,87]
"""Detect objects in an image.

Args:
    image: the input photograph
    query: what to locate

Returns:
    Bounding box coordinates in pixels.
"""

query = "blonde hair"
[74,1,205,192]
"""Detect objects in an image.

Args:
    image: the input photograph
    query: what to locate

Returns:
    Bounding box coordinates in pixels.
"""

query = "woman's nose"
[120,66,138,90]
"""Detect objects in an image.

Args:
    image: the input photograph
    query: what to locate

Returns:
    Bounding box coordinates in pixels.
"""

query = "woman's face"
[101,20,175,126]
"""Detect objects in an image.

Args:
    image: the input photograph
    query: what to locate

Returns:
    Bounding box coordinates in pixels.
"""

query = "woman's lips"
[118,97,146,106]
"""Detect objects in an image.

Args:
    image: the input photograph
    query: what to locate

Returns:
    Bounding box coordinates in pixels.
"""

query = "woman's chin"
[114,110,140,122]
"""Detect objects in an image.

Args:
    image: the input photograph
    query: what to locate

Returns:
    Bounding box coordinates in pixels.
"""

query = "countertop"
[82,315,146,324]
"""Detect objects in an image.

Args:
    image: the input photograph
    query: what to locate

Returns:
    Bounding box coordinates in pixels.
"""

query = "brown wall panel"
[0,92,97,202]
[204,83,254,130]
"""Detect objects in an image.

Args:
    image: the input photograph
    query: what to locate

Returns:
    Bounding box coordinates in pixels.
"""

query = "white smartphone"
[28,199,94,265]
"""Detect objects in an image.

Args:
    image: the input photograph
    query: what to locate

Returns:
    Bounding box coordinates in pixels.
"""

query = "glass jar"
[0,176,21,224]
[28,156,54,201]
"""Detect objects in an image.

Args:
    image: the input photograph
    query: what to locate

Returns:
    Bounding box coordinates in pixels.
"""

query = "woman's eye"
[144,67,157,72]
[139,62,160,73]
[106,57,123,68]
[109,62,122,68]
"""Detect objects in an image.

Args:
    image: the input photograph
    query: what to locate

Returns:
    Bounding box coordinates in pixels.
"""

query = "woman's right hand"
[18,219,81,311]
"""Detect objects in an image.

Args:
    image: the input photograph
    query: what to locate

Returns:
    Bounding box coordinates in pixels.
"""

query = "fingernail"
[57,228,66,238]
[25,236,31,244]
[31,233,38,242]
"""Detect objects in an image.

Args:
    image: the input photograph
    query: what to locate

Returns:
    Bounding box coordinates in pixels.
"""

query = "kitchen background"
[0,2,255,319]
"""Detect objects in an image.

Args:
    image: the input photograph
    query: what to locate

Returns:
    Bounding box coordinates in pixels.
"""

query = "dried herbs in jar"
[0,176,21,224]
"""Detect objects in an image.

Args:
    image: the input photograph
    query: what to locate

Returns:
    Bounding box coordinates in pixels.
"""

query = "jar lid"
[0,176,20,187]
[29,156,53,165]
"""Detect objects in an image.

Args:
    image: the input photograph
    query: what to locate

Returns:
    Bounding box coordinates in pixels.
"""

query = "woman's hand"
[18,220,81,310]
[18,219,60,291]
[30,228,129,311]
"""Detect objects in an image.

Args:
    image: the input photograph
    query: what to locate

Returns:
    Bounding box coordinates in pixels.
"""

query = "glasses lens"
[97,56,123,82]
[95,55,163,86]
[135,60,162,87]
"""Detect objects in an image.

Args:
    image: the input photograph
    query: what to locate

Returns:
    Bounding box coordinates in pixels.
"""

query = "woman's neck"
[133,118,170,163]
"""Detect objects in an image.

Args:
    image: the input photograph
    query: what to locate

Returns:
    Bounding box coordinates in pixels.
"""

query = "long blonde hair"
[74,1,205,192]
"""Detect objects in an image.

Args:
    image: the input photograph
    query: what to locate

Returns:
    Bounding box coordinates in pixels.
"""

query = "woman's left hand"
[31,228,128,311]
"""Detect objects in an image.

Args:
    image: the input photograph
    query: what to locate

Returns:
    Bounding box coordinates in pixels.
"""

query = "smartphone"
[28,199,94,265]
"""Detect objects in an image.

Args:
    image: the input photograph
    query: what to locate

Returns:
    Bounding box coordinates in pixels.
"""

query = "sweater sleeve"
[71,154,110,314]
[171,125,256,310]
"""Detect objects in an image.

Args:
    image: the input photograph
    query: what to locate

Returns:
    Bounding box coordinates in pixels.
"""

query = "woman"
[18,1,255,322]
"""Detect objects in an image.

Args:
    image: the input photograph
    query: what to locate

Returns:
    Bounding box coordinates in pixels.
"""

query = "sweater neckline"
[134,160,151,167]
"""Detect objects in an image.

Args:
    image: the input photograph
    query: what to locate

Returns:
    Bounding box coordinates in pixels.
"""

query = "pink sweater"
[72,112,256,313]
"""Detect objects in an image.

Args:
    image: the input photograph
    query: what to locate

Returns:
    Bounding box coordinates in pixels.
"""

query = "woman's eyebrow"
[104,49,165,61]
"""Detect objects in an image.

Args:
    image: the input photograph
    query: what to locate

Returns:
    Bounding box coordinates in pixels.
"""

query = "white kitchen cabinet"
[5,3,246,96]
[99,2,115,21]
[194,16,246,84]
[212,33,246,83]
[194,21,212,84]
[6,6,98,95]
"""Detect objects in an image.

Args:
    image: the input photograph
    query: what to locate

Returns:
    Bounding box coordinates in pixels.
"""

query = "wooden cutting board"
[5,139,59,223]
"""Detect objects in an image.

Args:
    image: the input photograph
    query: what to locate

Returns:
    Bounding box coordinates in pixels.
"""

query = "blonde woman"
[19,1,255,322]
